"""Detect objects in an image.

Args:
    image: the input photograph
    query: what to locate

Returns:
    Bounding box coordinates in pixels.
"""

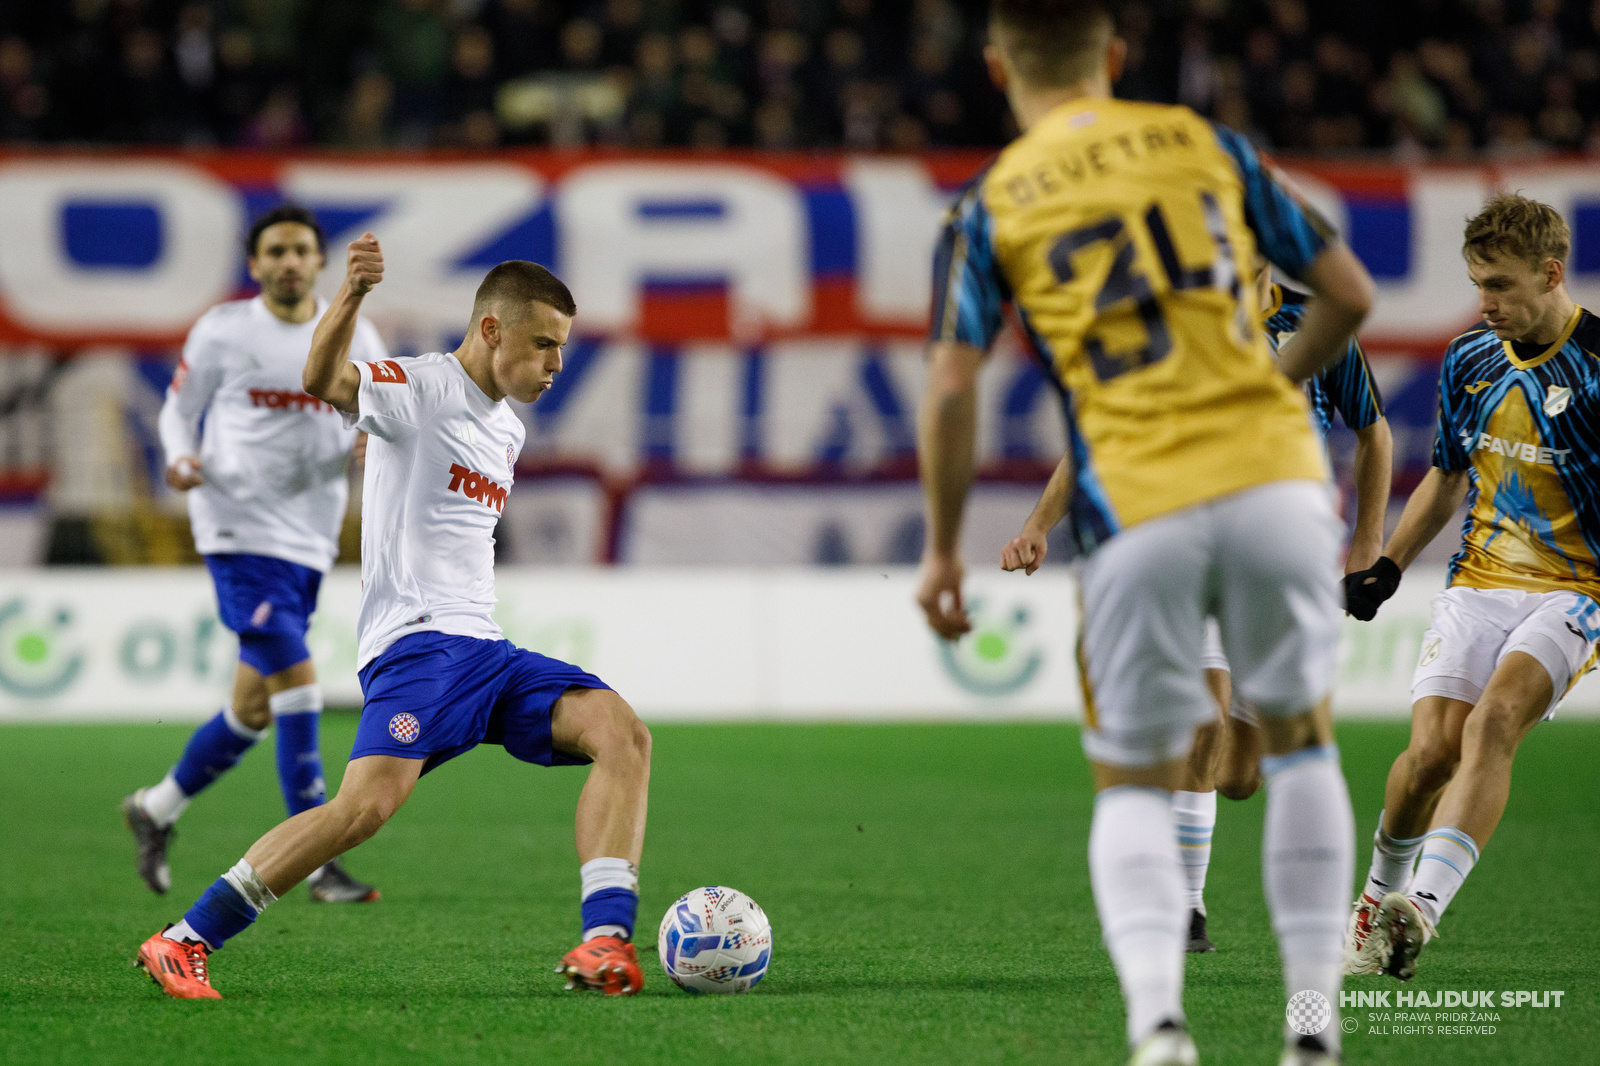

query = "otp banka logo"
[937,597,1044,697]
[0,598,84,698]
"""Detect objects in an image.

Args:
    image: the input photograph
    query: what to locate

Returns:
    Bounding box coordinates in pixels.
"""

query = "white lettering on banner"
[283,163,543,344]
[514,341,1058,476]
[557,163,808,336]
[520,341,644,470]
[0,566,1598,721]
[0,161,237,332]
[1500,163,1600,309]
[759,340,922,470]
[1363,172,1489,341]
[674,345,743,473]
[843,159,951,321]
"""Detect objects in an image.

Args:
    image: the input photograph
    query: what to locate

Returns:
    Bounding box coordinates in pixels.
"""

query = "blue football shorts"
[204,553,323,676]
[351,632,610,775]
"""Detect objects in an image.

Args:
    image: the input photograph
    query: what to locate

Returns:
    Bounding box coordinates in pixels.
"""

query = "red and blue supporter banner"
[12,152,1600,541]
[0,152,988,349]
[3,152,1600,352]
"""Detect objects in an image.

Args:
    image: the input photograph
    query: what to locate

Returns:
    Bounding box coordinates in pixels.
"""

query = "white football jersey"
[348,351,525,669]
[158,296,389,572]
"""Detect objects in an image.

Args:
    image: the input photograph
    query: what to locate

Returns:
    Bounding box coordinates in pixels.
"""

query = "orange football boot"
[556,935,643,996]
[136,927,222,1000]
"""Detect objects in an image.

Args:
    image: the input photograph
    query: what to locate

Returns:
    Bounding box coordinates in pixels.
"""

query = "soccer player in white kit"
[134,234,654,1001]
[123,205,385,904]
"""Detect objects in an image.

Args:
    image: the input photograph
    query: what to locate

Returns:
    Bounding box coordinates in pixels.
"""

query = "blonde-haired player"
[1342,193,1600,982]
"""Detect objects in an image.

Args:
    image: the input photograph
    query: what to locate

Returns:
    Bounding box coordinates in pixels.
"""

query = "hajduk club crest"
[1545,384,1572,417]
[388,713,420,743]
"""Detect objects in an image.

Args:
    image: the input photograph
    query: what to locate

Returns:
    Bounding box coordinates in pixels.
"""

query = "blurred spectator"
[0,37,49,141]
[441,23,499,146]
[342,71,395,149]
[377,0,451,144]
[211,26,266,144]
[240,84,310,150]
[7,0,1600,155]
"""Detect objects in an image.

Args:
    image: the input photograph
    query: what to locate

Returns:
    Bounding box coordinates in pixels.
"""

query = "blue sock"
[581,888,639,939]
[184,877,259,949]
[171,708,261,797]
[274,711,326,816]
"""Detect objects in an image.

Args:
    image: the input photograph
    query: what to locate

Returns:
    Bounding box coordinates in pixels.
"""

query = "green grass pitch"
[1,719,1595,1065]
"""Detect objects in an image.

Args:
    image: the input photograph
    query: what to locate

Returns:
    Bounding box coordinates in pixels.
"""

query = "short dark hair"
[471,260,577,322]
[247,203,326,259]
[989,0,1114,88]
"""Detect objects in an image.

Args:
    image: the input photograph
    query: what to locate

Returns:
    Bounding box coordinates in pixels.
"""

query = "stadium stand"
[4,1,1600,154]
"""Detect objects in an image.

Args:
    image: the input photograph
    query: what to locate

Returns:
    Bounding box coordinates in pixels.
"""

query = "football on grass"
[657,886,772,993]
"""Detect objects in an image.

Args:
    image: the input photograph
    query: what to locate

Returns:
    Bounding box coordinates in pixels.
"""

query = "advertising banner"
[1,566,1593,722]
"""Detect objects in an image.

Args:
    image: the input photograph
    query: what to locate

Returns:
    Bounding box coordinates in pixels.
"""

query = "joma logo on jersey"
[1461,432,1570,465]
[447,463,507,511]
[249,389,333,413]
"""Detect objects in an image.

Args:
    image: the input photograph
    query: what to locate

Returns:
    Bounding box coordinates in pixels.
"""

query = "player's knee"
[337,794,398,846]
[1461,699,1527,758]
[1216,767,1260,802]
[590,693,651,768]
[233,696,271,731]
[1409,734,1459,790]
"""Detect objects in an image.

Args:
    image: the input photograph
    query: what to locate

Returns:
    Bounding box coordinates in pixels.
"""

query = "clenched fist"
[1001,525,1049,575]
[346,232,384,296]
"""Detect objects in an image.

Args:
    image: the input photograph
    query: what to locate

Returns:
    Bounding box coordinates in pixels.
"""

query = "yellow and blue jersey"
[1433,307,1600,603]
[930,98,1334,555]
[1263,284,1384,433]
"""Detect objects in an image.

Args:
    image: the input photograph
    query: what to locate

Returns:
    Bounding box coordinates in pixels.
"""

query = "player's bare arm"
[1347,416,1394,573]
[916,339,984,639]
[304,233,384,414]
[1002,453,1074,576]
[1276,242,1375,384]
[1345,465,1469,620]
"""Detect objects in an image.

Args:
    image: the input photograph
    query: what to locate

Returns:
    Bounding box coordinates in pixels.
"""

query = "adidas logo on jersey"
[249,388,334,413]
[446,462,507,512]
[1460,431,1570,465]
[454,422,479,446]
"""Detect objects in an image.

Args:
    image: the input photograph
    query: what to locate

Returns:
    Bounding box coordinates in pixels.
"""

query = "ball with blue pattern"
[657,886,772,994]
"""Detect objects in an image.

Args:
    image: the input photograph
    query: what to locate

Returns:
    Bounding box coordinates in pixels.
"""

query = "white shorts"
[1413,586,1600,719]
[1200,618,1259,724]
[1077,480,1342,767]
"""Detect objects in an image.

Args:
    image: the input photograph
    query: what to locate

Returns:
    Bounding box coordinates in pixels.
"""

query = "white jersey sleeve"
[349,356,446,442]
[158,311,230,464]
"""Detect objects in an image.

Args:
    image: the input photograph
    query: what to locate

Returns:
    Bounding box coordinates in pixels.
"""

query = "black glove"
[1344,556,1401,621]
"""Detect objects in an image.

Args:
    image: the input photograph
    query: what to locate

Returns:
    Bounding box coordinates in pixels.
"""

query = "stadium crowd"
[1,1,1600,155]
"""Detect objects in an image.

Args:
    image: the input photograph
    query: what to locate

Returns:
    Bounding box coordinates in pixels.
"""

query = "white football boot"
[1376,891,1436,981]
[1341,893,1384,975]
[1127,1020,1199,1066]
